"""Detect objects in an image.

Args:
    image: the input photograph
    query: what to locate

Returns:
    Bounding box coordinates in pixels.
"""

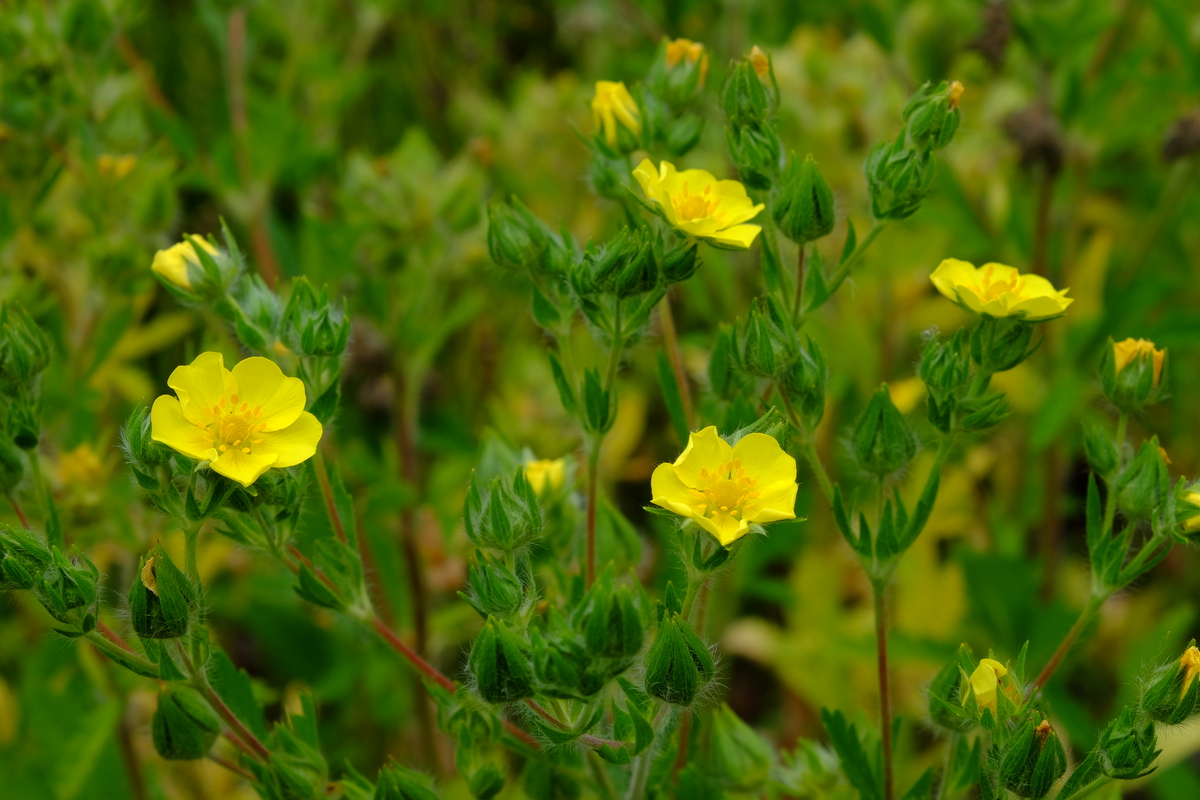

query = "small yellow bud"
[273,339,295,358]
[1184,492,1200,532]
[1159,447,1172,465]
[98,153,137,179]
[965,658,1008,712]
[948,81,965,110]
[665,39,708,87]
[524,458,565,496]
[1112,338,1165,387]
[141,556,159,596]
[749,45,770,80]
[591,81,642,148]
[1180,647,1200,699]
[151,237,219,290]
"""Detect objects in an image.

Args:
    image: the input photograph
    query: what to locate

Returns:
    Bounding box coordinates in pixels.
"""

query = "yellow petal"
[1009,293,1073,320]
[732,433,796,486]
[168,352,235,426]
[150,395,216,461]
[702,224,762,249]
[230,357,306,432]
[672,426,733,488]
[256,411,323,468]
[650,462,700,517]
[633,159,663,202]
[929,258,978,301]
[699,512,750,546]
[745,480,797,524]
[210,449,279,488]
[951,284,986,314]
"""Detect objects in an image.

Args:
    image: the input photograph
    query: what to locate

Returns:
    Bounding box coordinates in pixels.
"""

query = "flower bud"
[1082,423,1119,479]
[461,551,525,620]
[281,277,351,358]
[1101,337,1167,412]
[779,339,826,430]
[644,612,714,706]
[721,58,773,127]
[0,301,51,388]
[375,759,441,800]
[708,703,773,791]
[463,468,544,553]
[468,619,535,704]
[661,240,700,284]
[487,198,543,271]
[1093,708,1158,780]
[37,546,99,623]
[664,112,705,157]
[613,237,658,299]
[656,38,709,103]
[591,81,642,154]
[865,133,936,220]
[997,716,1067,799]
[1181,491,1200,535]
[575,572,644,662]
[588,151,628,201]
[918,331,970,433]
[852,385,918,478]
[1141,644,1200,725]
[734,300,795,380]
[963,658,1010,716]
[120,400,171,471]
[151,687,221,760]
[902,80,964,152]
[0,527,51,590]
[523,458,565,497]
[773,154,835,246]
[969,315,1036,374]
[1116,438,1169,521]
[151,236,232,297]
[708,326,742,401]
[724,122,781,191]
[129,546,194,640]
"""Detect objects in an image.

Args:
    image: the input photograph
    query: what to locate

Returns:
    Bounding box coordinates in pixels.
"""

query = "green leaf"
[899,769,933,800]
[656,351,690,447]
[52,699,122,800]
[209,651,268,740]
[821,708,882,800]
[548,351,577,416]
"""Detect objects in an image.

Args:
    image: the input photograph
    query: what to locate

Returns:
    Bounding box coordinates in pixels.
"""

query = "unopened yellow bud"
[1180,647,1200,699]
[749,45,770,80]
[151,237,219,290]
[1184,492,1200,533]
[98,153,137,179]
[141,556,159,596]
[591,81,642,147]
[524,458,565,496]
[948,81,965,110]
[965,658,1008,712]
[1113,338,1165,386]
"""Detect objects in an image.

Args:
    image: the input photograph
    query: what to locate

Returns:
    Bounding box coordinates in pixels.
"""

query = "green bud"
[779,338,826,430]
[575,570,644,662]
[530,628,589,699]
[0,301,52,387]
[282,277,351,358]
[0,430,23,495]
[724,122,781,191]
[708,326,741,401]
[644,612,714,706]
[969,315,1036,373]
[902,81,964,152]
[466,764,504,800]
[665,112,706,157]
[469,619,535,704]
[375,760,440,800]
[613,237,658,299]
[852,385,918,477]
[726,407,789,446]
[709,703,773,791]
[734,300,796,380]
[956,392,1010,433]
[661,241,700,284]
[1094,708,1159,780]
[38,546,99,622]
[151,687,221,761]
[571,229,633,296]
[587,151,628,201]
[918,331,970,433]
[865,131,936,220]
[1141,643,1200,726]
[997,714,1066,799]
[120,401,171,469]
[773,154,835,245]
[461,551,525,619]
[129,546,194,640]
[1116,438,1169,521]
[463,467,544,553]
[1100,338,1168,413]
[721,58,773,127]
[1083,423,1119,479]
[487,197,550,272]
[0,555,34,589]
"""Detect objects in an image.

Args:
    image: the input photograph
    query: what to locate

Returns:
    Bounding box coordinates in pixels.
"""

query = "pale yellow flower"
[633,159,764,249]
[651,427,797,546]
[749,45,770,79]
[1113,338,1165,386]
[665,38,708,86]
[1179,646,1200,699]
[965,658,1008,712]
[524,458,565,496]
[150,352,323,488]
[930,259,1072,320]
[151,237,219,290]
[591,81,641,147]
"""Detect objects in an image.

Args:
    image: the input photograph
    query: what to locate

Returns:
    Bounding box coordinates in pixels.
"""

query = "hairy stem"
[7,495,29,529]
[776,382,834,504]
[873,581,894,800]
[209,752,256,782]
[1034,592,1106,689]
[658,293,694,431]
[829,220,888,289]
[627,703,672,800]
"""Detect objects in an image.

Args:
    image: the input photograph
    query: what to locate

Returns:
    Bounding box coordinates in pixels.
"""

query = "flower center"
[672,182,723,223]
[689,458,760,518]
[975,264,1027,302]
[198,393,267,456]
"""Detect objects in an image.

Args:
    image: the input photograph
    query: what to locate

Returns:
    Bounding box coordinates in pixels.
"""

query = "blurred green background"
[3,0,1200,797]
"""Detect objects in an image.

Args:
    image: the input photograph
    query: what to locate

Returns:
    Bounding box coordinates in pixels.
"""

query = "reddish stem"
[314,450,347,545]
[97,622,137,654]
[524,699,625,750]
[210,752,256,782]
[8,496,29,529]
[199,683,272,763]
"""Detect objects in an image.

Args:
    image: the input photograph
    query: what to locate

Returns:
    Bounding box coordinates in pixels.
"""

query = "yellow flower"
[150,352,323,488]
[1184,492,1200,533]
[749,45,770,79]
[1113,338,1165,386]
[965,658,1007,712]
[651,426,797,546]
[1180,646,1200,699]
[930,259,1072,320]
[948,80,965,110]
[591,81,641,147]
[57,443,105,486]
[151,237,219,290]
[665,38,708,86]
[98,153,137,179]
[524,458,565,496]
[633,159,764,249]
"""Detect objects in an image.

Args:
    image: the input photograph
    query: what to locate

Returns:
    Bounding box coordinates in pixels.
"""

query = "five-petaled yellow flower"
[651,427,797,546]
[524,458,565,496]
[965,658,1008,712]
[591,81,641,147]
[151,352,323,488]
[152,237,219,290]
[633,159,764,250]
[665,38,708,86]
[1113,338,1165,386]
[930,259,1072,320]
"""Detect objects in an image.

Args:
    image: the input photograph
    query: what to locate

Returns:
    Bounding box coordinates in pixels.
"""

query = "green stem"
[183,522,201,588]
[1115,411,1128,461]
[626,703,672,800]
[1060,776,1114,800]
[873,580,894,800]
[1033,591,1107,689]
[680,575,706,624]
[793,243,807,322]
[967,369,992,399]
[829,220,887,290]
[934,733,959,800]
[27,448,56,545]
[776,382,834,504]
[588,751,620,800]
[85,632,158,676]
